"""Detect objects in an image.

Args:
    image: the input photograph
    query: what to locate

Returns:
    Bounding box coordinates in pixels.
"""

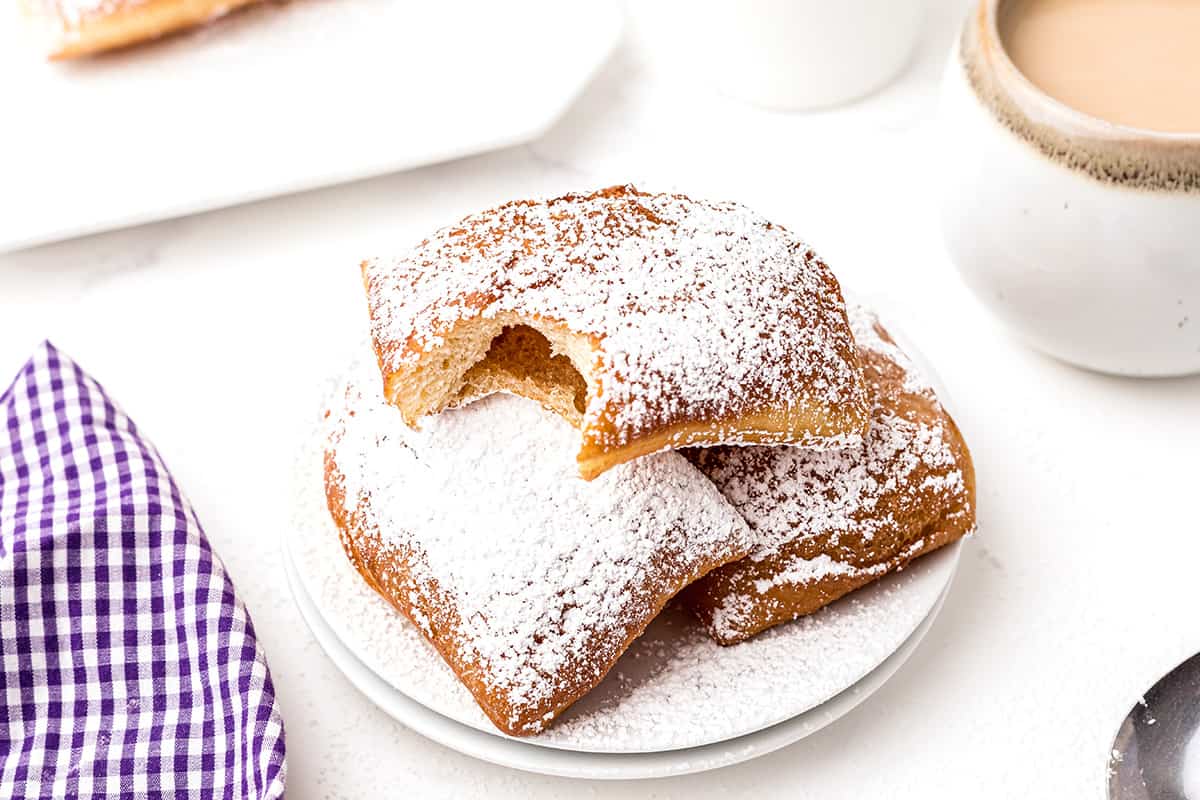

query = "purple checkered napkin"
[0,343,286,799]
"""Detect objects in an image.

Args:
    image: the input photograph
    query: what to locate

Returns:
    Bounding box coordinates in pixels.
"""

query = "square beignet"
[682,304,976,645]
[20,0,262,59]
[323,366,754,735]
[361,185,870,481]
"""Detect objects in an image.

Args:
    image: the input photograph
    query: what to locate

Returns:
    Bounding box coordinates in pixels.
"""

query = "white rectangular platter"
[0,0,622,252]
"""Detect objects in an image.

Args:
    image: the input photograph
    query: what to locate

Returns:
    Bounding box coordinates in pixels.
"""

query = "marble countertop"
[4,2,1199,796]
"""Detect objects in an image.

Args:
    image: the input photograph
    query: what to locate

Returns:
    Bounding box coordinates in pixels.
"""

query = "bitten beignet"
[682,304,976,645]
[20,0,262,59]
[323,366,754,735]
[361,185,870,480]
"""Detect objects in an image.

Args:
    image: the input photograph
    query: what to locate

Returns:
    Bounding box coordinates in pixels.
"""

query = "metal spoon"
[1109,652,1200,800]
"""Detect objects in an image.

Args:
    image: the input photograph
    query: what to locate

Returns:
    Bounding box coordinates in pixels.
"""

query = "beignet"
[361,185,870,480]
[21,0,261,59]
[323,365,754,735]
[682,304,976,645]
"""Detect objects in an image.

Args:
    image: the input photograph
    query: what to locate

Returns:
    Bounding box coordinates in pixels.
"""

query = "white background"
[3,1,1199,796]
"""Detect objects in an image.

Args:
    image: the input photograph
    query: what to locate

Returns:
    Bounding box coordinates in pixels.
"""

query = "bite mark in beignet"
[361,185,870,480]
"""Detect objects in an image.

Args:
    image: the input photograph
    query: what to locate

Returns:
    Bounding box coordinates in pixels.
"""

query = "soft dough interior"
[391,312,596,428]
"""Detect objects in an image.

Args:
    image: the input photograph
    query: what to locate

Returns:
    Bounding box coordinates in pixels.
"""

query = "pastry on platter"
[20,0,262,60]
[682,303,976,645]
[323,363,754,735]
[361,185,870,480]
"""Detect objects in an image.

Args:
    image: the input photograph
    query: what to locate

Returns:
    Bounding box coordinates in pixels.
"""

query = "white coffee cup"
[937,0,1200,377]
[631,0,927,110]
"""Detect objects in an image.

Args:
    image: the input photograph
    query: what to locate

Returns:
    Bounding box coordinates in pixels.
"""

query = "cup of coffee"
[938,0,1200,376]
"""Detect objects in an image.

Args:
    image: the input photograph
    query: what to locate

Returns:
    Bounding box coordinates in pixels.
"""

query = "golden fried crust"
[325,450,516,733]
[682,311,977,645]
[20,0,261,59]
[362,185,870,481]
[322,384,754,736]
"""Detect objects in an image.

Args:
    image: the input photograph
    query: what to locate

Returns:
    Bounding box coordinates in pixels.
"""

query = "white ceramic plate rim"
[283,303,970,756]
[283,533,961,780]
[283,299,971,764]
[285,498,961,754]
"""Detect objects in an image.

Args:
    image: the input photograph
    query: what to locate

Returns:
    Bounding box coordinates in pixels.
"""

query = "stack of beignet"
[324,185,976,736]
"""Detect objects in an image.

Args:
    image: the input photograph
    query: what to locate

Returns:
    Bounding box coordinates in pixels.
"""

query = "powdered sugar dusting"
[324,361,752,734]
[752,552,875,594]
[291,412,961,751]
[41,0,144,26]
[694,303,969,561]
[363,185,868,448]
[687,302,975,642]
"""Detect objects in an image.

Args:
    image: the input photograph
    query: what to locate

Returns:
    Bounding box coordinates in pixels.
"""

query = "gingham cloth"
[0,343,287,799]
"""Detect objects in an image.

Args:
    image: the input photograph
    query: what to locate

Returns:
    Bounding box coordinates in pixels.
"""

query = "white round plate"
[284,533,958,779]
[284,309,967,772]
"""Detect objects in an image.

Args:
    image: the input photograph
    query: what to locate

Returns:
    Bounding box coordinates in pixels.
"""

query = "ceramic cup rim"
[979,0,1200,145]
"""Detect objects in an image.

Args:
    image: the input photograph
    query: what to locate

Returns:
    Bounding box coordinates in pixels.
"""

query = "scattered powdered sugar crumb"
[325,361,752,732]
[363,185,867,445]
[291,413,958,750]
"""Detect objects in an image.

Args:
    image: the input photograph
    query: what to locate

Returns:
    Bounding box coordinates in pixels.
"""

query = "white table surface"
[3,2,1199,797]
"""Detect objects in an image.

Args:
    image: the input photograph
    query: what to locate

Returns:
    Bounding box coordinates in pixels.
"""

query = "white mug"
[632,0,927,110]
[937,0,1200,377]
